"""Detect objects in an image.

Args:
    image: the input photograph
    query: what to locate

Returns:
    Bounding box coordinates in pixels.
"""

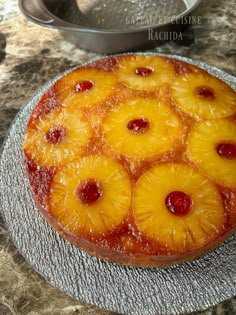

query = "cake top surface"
[23,54,236,267]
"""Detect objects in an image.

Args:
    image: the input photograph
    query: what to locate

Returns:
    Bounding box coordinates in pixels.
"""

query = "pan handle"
[18,0,67,28]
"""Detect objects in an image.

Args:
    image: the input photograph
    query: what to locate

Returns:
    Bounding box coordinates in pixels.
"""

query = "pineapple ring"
[23,108,92,167]
[114,55,175,91]
[102,97,181,160]
[48,155,131,236]
[54,67,118,108]
[133,163,225,252]
[187,120,236,187]
[171,72,236,119]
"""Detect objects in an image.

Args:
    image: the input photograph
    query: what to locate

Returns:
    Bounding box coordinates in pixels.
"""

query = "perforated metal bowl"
[19,0,201,53]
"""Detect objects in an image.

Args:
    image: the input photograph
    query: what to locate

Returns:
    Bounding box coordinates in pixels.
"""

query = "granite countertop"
[0,0,235,314]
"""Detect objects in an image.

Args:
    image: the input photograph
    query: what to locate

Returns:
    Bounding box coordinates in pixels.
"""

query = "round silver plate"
[0,54,235,315]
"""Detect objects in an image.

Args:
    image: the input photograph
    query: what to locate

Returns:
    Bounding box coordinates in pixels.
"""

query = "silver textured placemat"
[0,54,236,315]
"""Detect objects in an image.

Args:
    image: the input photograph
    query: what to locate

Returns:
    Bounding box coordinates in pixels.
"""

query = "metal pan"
[19,0,201,53]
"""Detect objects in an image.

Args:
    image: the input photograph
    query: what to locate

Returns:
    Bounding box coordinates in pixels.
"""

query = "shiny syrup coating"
[24,55,236,265]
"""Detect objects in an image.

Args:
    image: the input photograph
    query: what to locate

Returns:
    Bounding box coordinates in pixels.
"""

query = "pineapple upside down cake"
[23,54,236,267]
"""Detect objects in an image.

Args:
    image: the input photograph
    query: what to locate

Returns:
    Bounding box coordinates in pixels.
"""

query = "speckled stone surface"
[0,0,235,314]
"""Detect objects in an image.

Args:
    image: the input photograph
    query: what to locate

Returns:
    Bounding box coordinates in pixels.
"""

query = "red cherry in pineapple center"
[127,118,150,134]
[196,86,215,99]
[75,80,94,92]
[165,191,192,216]
[46,126,65,144]
[76,179,102,205]
[216,142,236,160]
[135,67,153,77]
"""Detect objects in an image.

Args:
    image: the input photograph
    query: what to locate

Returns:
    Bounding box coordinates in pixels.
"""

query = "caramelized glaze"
[23,54,236,267]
